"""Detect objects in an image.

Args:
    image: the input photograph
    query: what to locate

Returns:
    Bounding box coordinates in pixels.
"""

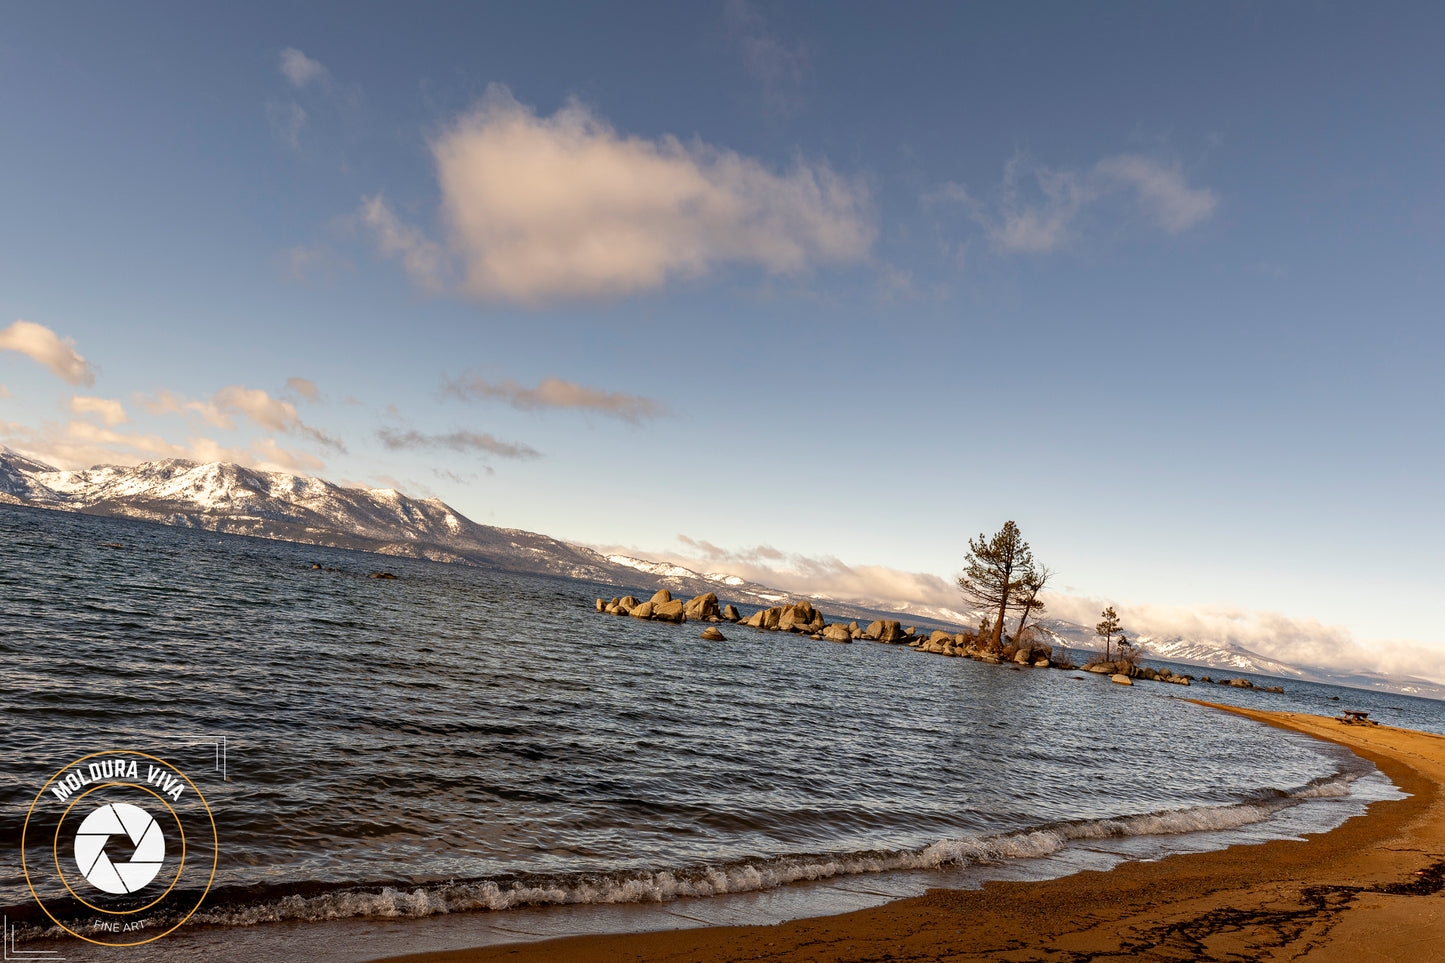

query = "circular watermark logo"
[21,750,218,947]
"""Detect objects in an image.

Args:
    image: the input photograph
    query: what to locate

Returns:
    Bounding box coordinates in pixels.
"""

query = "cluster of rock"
[598,594,866,643]
[902,629,1058,666]
[597,590,739,626]
[1197,676,1286,693]
[1083,661,1192,686]
[591,594,1292,695]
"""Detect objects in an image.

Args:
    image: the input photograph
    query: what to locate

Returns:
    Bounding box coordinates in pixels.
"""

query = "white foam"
[180,795,1321,928]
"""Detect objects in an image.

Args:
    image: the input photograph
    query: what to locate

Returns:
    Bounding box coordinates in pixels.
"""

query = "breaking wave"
[41,789,1349,935]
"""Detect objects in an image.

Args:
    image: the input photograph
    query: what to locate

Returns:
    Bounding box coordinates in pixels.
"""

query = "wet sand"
[369,703,1445,963]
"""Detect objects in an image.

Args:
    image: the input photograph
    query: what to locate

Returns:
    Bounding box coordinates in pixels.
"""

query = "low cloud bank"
[629,536,1445,685]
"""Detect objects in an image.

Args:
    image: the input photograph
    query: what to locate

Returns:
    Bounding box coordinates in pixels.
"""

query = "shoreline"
[367,703,1445,962]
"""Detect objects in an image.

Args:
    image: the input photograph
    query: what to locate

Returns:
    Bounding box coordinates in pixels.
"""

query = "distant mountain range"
[4,448,1441,698]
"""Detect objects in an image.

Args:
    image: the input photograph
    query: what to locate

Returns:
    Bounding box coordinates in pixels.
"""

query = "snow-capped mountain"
[0,449,620,581]
[0,449,860,609]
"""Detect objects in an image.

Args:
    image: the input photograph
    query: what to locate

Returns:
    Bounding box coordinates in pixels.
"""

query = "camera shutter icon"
[73,802,166,894]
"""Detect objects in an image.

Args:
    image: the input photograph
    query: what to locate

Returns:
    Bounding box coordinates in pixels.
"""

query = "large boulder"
[617,596,640,613]
[700,627,726,641]
[652,599,687,623]
[865,620,904,643]
[822,624,853,643]
[1111,674,1133,686]
[595,598,606,612]
[1084,662,1117,675]
[848,621,862,639]
[721,604,741,622]
[743,610,766,628]
[1228,678,1254,688]
[762,607,782,630]
[649,589,672,605]
[629,601,655,619]
[684,593,721,621]
[779,603,815,633]
[929,629,954,645]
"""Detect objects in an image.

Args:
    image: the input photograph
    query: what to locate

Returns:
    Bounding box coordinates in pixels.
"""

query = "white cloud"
[1094,154,1218,233]
[279,48,330,89]
[69,395,128,427]
[0,320,97,386]
[250,436,325,473]
[141,385,343,450]
[1044,595,1445,686]
[443,373,663,422]
[935,153,1217,255]
[358,196,449,293]
[1,416,330,476]
[363,87,873,304]
[725,0,811,115]
[640,535,962,612]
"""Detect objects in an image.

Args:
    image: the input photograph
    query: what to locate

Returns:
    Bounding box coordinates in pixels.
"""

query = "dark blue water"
[0,504,1426,960]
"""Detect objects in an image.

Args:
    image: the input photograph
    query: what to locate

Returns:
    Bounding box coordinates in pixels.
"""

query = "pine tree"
[1095,606,1122,662]
[957,521,1035,651]
[1013,563,1053,641]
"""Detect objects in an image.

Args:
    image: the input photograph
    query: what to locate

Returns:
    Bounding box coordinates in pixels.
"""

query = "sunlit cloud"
[376,426,539,459]
[358,196,449,293]
[0,320,97,386]
[0,417,319,475]
[443,372,664,423]
[142,384,343,451]
[623,535,1443,684]
[362,87,873,304]
[69,395,128,427]
[1044,595,1445,686]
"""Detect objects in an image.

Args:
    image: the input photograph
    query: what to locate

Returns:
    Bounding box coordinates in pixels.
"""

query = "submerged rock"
[700,627,725,641]
[1111,674,1133,686]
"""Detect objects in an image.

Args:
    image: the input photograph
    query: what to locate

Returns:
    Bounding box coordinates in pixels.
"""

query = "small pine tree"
[1095,606,1122,662]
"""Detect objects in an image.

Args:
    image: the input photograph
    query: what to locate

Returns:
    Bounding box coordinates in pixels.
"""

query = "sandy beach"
[368,702,1445,963]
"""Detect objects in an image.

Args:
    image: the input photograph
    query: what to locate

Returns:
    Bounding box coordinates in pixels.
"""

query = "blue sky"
[2,2,1442,678]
